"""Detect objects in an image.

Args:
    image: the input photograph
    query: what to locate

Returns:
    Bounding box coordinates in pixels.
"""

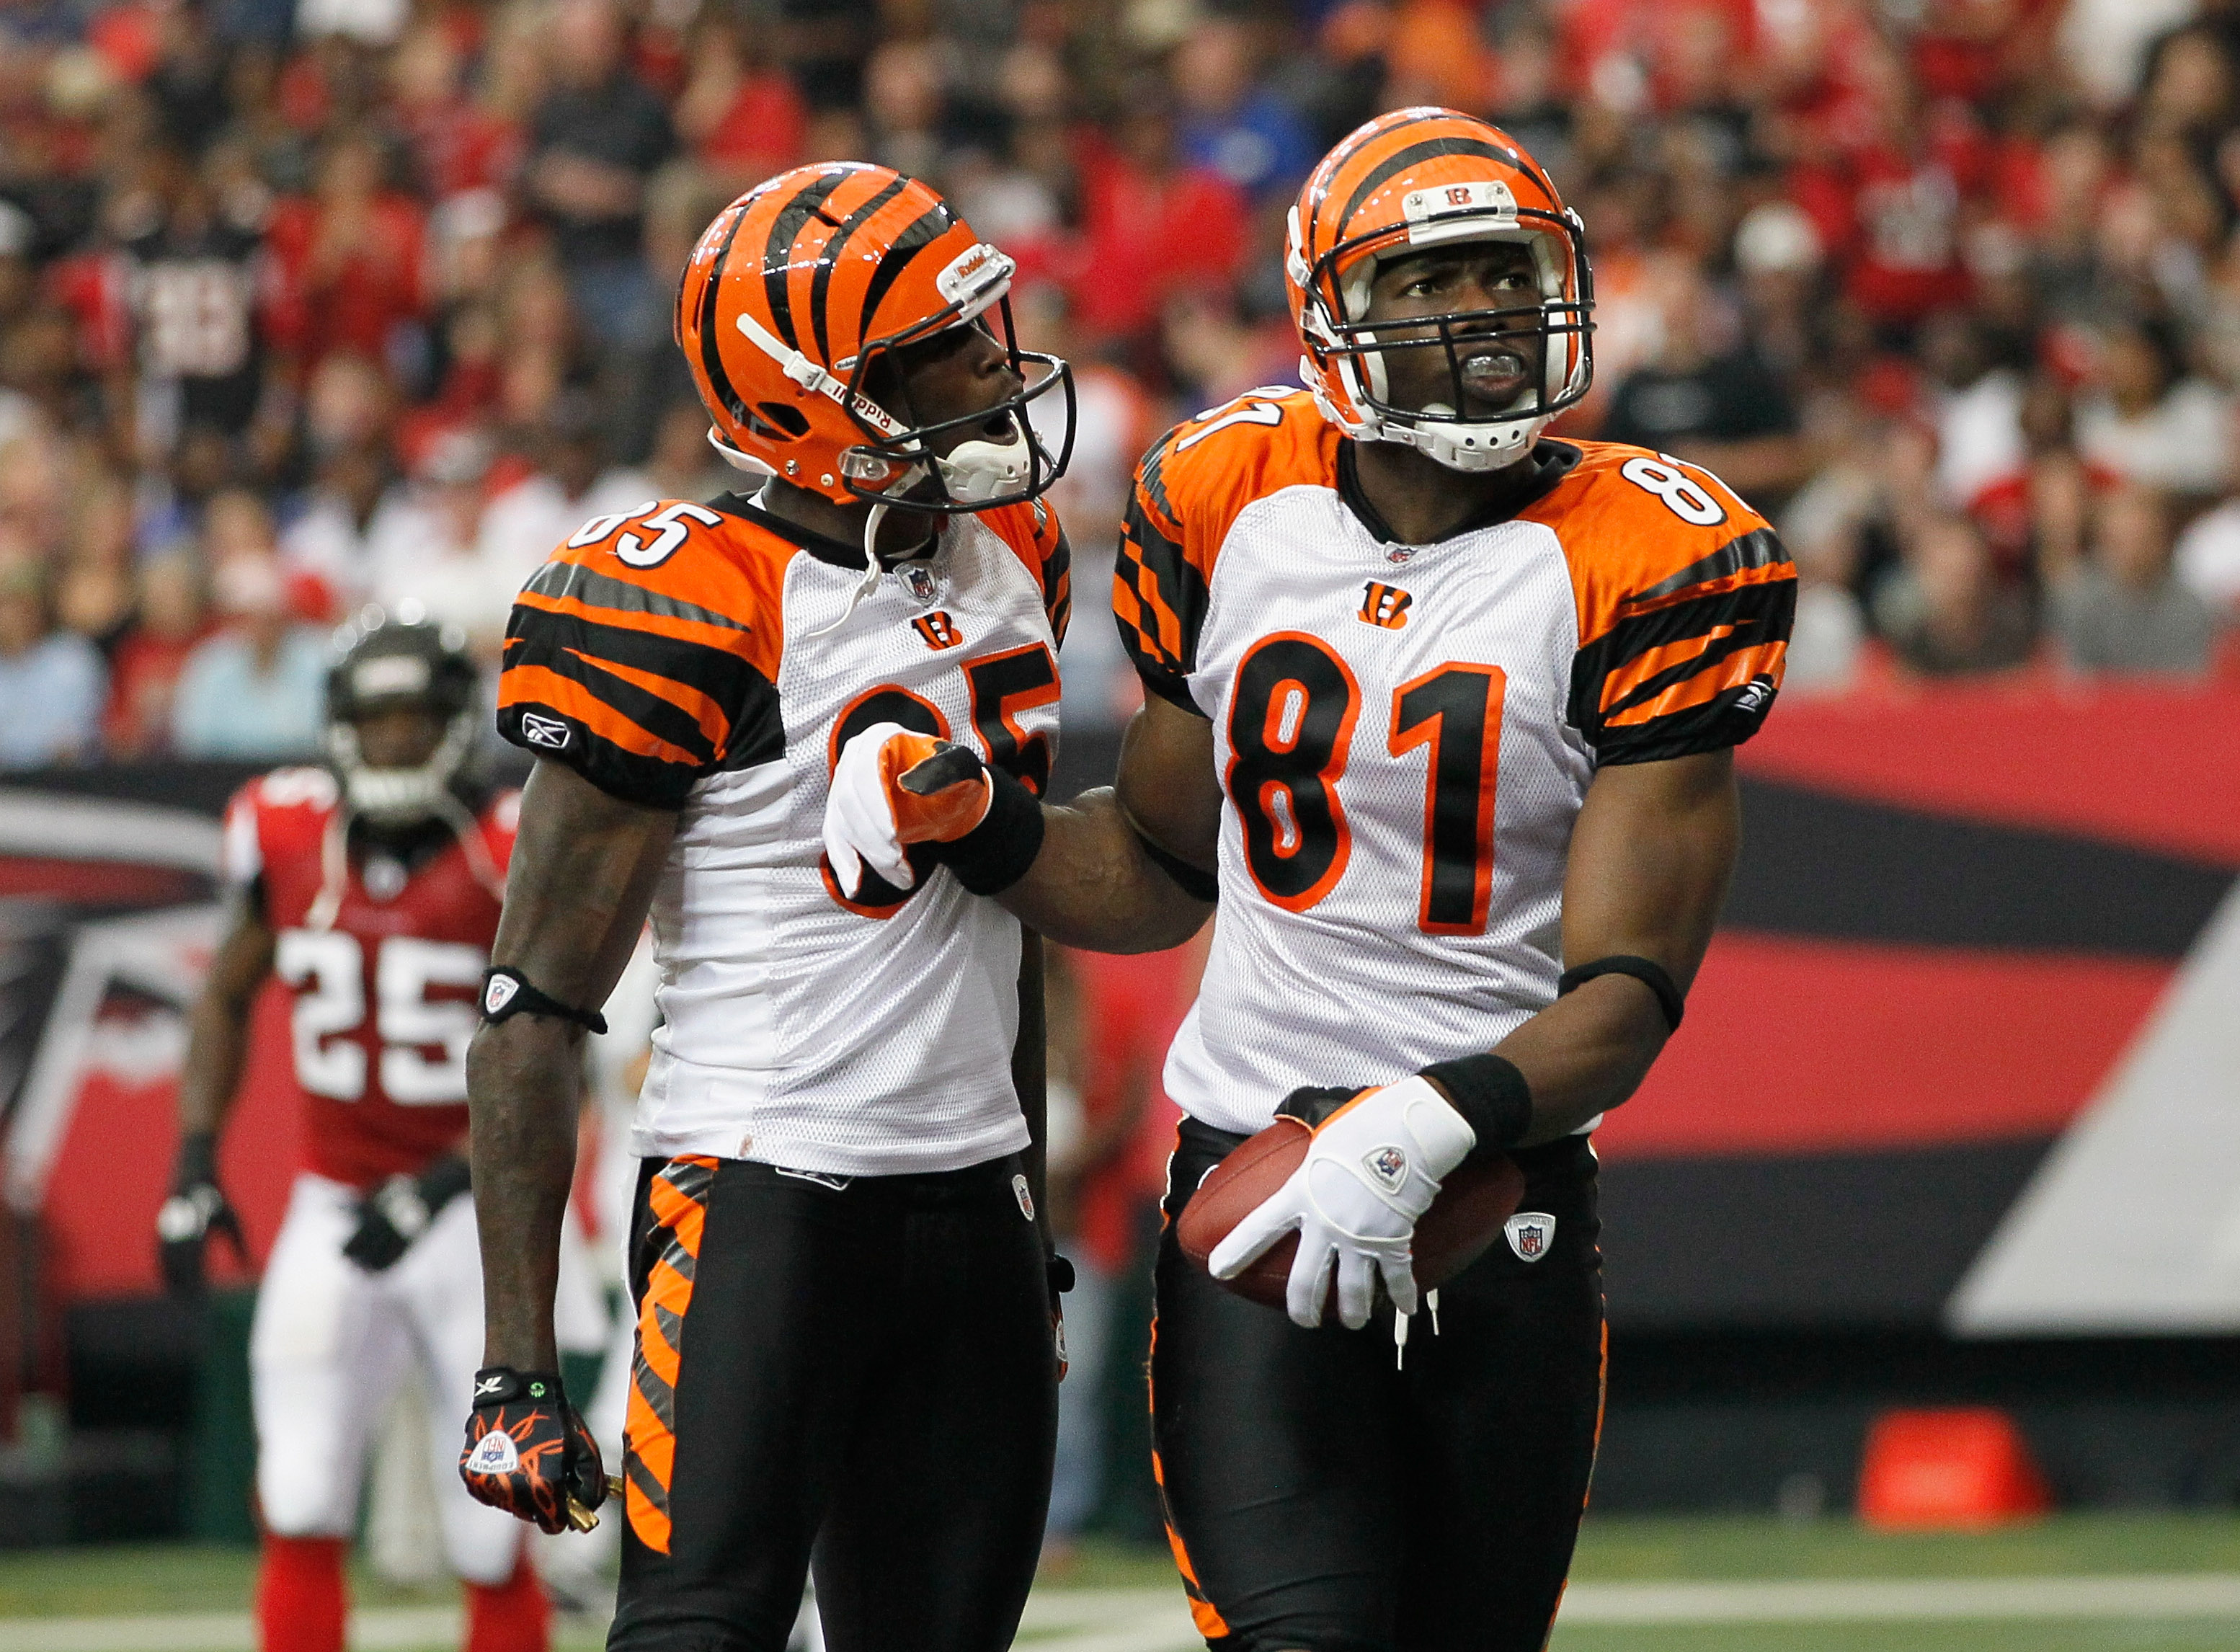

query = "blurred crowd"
[3,0,2240,772]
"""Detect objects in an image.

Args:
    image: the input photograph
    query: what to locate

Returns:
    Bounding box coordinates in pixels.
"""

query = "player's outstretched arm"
[822,693,1219,953]
[1000,694,1222,951]
[467,758,675,1372]
[1472,747,1741,1146]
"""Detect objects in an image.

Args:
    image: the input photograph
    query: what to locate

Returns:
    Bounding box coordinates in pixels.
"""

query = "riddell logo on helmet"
[935,242,1009,305]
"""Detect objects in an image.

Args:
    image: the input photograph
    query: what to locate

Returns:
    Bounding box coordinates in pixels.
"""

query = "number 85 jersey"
[1116,390,1797,1137]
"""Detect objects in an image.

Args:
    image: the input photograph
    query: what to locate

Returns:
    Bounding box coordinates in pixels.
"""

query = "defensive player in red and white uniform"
[456,163,1077,1652]
[825,110,1797,1651]
[159,618,550,1652]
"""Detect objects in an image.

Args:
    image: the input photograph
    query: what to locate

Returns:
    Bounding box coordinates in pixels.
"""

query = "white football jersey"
[1114,390,1793,1137]
[500,492,1068,1176]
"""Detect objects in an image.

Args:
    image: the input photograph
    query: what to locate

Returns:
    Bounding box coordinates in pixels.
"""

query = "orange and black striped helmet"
[677,163,1074,511]
[1286,109,1593,471]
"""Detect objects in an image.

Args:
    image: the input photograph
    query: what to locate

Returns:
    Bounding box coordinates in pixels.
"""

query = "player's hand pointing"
[1209,1078,1477,1331]
[459,1367,608,1534]
[823,721,993,897]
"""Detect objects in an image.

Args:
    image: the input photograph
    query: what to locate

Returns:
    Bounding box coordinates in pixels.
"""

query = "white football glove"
[1208,1076,1477,1331]
[822,721,992,898]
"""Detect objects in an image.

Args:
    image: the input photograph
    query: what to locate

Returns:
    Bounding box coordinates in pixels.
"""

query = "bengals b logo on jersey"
[1359,582,1411,629]
[911,611,964,649]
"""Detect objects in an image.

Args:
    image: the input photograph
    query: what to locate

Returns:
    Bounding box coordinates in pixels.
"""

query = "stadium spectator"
[99,144,294,466]
[1072,75,1247,347]
[525,0,676,347]
[102,550,211,758]
[674,6,809,192]
[2047,482,2220,677]
[2074,317,2234,499]
[264,130,430,379]
[1172,14,1317,203]
[0,543,106,769]
[1600,257,1810,504]
[54,480,138,651]
[170,551,327,758]
[365,430,510,653]
[1875,512,2035,677]
[474,391,649,598]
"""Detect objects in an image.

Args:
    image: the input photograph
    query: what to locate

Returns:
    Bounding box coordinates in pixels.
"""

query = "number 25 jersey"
[221,769,516,1187]
[1116,390,1796,1137]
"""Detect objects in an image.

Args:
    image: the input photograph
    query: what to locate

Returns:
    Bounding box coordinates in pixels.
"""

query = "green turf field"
[0,1513,2234,1650]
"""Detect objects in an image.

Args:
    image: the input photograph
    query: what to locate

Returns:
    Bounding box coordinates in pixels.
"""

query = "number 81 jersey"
[1115,389,1796,1137]
[221,769,515,1186]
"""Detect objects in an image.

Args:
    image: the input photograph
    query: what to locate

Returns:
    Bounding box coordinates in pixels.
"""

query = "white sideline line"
[1560,1573,2240,1624]
[4,1574,2240,1651]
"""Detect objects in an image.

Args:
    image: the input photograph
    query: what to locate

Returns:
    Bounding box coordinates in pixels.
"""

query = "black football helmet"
[325,608,481,827]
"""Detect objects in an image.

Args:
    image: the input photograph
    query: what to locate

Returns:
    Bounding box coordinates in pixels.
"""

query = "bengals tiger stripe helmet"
[1286,109,1594,471]
[677,162,1074,513]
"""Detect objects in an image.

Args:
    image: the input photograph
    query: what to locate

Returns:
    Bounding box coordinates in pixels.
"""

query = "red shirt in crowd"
[265,192,429,369]
[1070,132,1246,340]
[1792,110,1991,325]
[695,71,808,183]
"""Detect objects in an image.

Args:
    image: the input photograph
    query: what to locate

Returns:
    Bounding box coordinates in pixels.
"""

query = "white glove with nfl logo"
[1209,1077,1477,1331]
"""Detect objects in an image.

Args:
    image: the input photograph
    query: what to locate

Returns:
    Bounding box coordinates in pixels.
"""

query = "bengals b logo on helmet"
[675,163,1075,515]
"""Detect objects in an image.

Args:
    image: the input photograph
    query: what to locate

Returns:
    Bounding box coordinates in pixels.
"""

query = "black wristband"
[931,764,1046,895]
[1132,824,1218,903]
[1418,1053,1534,1152]
[479,968,608,1034]
[175,1129,220,1189]
[470,1367,568,1412]
[1559,954,1684,1033]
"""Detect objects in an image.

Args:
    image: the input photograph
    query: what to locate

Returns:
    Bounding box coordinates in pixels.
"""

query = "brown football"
[1178,1116,1528,1314]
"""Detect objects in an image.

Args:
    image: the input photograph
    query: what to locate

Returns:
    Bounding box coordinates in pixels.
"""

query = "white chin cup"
[1334,351,1545,473]
[935,423,1034,505]
[1386,409,1544,471]
[331,715,474,825]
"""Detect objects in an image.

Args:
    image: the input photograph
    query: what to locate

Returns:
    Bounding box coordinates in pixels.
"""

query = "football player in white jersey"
[455,164,1079,1652]
[824,110,1796,1651]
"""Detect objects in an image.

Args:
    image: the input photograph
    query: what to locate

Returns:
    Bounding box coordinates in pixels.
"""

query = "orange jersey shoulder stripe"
[499,664,704,768]
[1144,388,1336,587]
[1516,442,1787,652]
[1605,639,1787,728]
[564,647,734,752]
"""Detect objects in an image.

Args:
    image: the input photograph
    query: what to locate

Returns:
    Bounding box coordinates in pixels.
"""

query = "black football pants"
[1152,1118,1605,1652]
[605,1152,1057,1652]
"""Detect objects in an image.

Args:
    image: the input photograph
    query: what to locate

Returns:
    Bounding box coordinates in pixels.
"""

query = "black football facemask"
[326,612,482,828]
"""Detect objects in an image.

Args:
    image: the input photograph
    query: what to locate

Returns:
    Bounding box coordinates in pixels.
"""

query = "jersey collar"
[708,492,942,573]
[1335,438,1581,548]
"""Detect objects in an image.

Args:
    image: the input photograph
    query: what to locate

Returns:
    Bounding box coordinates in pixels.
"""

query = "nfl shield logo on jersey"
[1012,1173,1036,1221]
[903,564,939,603]
[1505,1212,1555,1262]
